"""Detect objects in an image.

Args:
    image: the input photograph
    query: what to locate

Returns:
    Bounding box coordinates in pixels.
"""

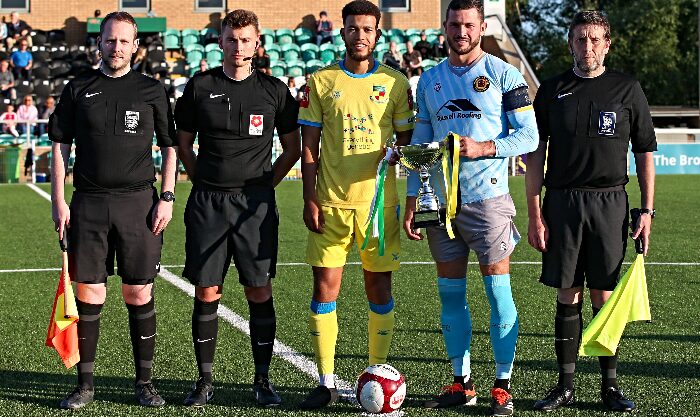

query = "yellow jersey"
[299,60,415,208]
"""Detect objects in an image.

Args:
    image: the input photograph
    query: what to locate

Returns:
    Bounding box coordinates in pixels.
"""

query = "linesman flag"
[580,254,651,357]
[45,237,80,368]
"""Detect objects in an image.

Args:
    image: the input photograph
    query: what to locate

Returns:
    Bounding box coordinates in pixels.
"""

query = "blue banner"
[630,144,700,174]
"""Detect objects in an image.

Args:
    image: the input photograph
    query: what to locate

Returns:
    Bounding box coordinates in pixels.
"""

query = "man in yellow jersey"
[297,0,415,410]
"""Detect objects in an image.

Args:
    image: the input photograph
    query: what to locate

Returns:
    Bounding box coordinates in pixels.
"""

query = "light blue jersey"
[407,53,538,204]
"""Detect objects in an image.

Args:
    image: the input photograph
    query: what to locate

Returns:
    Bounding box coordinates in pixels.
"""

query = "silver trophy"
[397,137,454,228]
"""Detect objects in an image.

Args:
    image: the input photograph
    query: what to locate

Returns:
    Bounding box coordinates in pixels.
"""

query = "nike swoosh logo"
[141,334,156,340]
[256,341,273,346]
[85,92,102,98]
[557,92,573,99]
[197,338,214,343]
[210,93,225,98]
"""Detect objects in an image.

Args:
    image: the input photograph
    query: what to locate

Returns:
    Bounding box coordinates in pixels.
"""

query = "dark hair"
[99,11,138,39]
[445,0,484,21]
[341,0,381,27]
[568,10,611,41]
[222,9,260,34]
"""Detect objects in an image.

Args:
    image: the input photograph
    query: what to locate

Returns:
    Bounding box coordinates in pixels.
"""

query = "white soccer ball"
[355,364,406,413]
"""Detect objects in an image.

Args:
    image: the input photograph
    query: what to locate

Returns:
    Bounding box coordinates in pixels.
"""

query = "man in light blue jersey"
[403,1,538,416]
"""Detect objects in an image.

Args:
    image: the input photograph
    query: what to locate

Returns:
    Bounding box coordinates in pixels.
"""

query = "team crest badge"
[249,114,263,136]
[473,76,490,92]
[370,85,388,104]
[124,110,139,134]
[434,82,441,92]
[598,111,616,136]
[332,90,342,100]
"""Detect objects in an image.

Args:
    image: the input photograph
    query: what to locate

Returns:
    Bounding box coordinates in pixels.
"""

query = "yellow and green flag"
[580,254,651,357]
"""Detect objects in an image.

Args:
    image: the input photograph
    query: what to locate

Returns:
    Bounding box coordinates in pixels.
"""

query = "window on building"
[120,0,150,13]
[380,0,409,12]
[0,0,29,12]
[196,0,225,12]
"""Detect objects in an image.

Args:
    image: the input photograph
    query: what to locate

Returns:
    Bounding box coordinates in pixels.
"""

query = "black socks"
[555,301,582,389]
[192,298,219,383]
[248,297,276,377]
[76,300,103,390]
[126,297,157,384]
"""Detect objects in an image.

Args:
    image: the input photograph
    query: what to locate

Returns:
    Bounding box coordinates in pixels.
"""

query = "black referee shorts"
[540,187,628,291]
[68,188,162,285]
[183,188,278,288]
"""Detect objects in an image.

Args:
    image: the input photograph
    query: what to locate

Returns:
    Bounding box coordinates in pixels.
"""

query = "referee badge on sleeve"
[249,114,263,136]
[598,111,616,136]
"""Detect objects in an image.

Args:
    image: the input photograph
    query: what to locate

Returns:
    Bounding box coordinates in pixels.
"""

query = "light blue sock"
[483,274,519,379]
[437,277,471,378]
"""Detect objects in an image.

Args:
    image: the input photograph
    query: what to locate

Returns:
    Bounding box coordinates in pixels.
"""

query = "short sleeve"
[154,85,176,147]
[415,74,430,125]
[533,82,551,143]
[48,82,75,144]
[629,81,656,153]
[392,75,415,132]
[297,75,322,128]
[174,78,197,134]
[275,84,300,135]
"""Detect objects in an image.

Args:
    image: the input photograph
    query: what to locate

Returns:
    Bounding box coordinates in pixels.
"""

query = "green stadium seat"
[390,35,405,44]
[305,59,324,74]
[276,28,294,45]
[200,28,219,44]
[186,49,204,65]
[207,59,221,68]
[181,29,200,48]
[427,34,438,43]
[294,27,313,45]
[336,44,346,58]
[425,28,442,37]
[206,49,223,63]
[374,43,389,59]
[266,44,281,61]
[163,29,180,50]
[397,43,407,53]
[204,43,220,52]
[271,63,286,78]
[387,28,405,39]
[287,62,305,77]
[421,59,438,70]
[185,43,204,53]
[405,28,421,36]
[319,43,337,64]
[333,34,344,46]
[408,34,421,45]
[281,44,301,62]
[301,43,319,61]
[261,28,275,46]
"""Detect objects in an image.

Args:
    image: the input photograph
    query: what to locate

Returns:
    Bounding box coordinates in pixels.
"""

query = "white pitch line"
[158,268,355,399]
[26,183,52,200]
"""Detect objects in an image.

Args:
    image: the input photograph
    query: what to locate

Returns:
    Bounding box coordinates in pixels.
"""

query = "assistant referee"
[175,9,300,408]
[526,11,656,413]
[50,12,177,410]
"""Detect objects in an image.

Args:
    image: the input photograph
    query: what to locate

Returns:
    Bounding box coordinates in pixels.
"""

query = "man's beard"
[345,41,376,62]
[446,35,480,57]
[575,55,603,74]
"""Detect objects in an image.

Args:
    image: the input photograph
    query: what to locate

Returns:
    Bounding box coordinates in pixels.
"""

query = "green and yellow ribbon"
[442,133,461,239]
[362,149,391,256]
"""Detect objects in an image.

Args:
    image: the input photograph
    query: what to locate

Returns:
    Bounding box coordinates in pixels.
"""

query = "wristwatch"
[639,208,655,218]
[160,191,175,202]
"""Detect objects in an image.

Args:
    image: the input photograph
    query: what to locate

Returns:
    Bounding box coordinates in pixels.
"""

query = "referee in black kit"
[526,11,656,413]
[175,9,300,407]
[50,12,177,410]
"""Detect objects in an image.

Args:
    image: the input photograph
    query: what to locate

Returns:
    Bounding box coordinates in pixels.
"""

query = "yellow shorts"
[306,204,401,272]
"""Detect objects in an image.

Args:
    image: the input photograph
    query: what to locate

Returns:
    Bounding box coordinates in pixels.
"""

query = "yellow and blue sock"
[437,277,472,380]
[368,297,395,365]
[309,299,338,388]
[483,274,519,381]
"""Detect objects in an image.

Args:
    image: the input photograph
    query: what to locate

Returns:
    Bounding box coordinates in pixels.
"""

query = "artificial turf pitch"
[0,175,697,416]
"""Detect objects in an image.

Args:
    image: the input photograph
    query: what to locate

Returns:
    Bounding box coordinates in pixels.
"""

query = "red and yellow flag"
[45,252,80,368]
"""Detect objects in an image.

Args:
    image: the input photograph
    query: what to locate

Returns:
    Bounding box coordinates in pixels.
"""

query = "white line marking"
[26,183,52,201]
[158,268,354,399]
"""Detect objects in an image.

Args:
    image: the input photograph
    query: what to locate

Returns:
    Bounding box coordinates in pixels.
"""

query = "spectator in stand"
[315,11,333,46]
[382,41,404,73]
[6,12,31,49]
[194,59,208,75]
[38,96,55,135]
[296,73,311,101]
[1,103,19,137]
[89,49,102,70]
[403,41,422,77]
[415,32,434,60]
[132,46,149,74]
[287,77,298,98]
[0,60,15,100]
[10,39,32,79]
[252,46,271,75]
[17,94,37,136]
[0,17,8,48]
[432,33,449,59]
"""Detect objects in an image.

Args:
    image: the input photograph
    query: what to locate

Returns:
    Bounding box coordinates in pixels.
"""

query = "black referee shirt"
[49,69,176,193]
[174,67,299,192]
[534,69,657,189]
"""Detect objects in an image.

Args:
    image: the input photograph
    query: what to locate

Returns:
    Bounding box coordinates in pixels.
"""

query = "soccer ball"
[355,364,406,413]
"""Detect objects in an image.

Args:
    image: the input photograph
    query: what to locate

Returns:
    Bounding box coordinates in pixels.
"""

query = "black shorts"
[68,188,162,285]
[540,187,628,291]
[183,188,278,288]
